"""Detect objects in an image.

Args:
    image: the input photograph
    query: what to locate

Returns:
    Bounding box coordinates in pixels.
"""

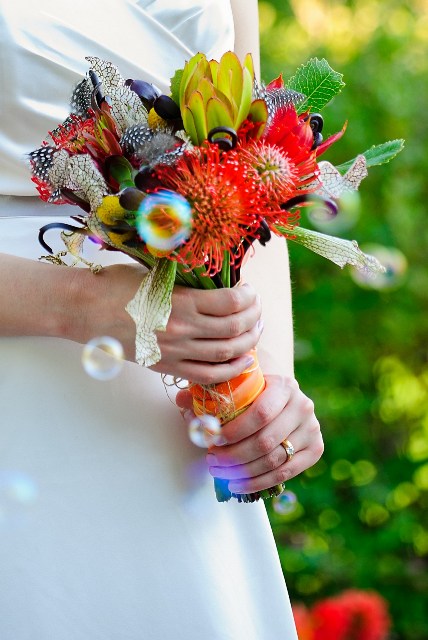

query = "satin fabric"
[0,2,298,638]
[0,0,233,195]
[0,220,298,640]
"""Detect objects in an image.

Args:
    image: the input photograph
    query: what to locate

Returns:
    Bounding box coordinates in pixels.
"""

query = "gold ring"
[280,439,295,462]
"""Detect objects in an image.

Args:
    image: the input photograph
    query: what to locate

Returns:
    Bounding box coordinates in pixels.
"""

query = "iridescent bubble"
[188,414,222,448]
[308,191,360,233]
[272,490,298,515]
[82,336,124,381]
[350,244,408,290]
[136,189,192,255]
[0,470,38,515]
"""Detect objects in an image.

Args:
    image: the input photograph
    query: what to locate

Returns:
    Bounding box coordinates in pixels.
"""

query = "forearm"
[0,253,82,338]
[0,253,144,359]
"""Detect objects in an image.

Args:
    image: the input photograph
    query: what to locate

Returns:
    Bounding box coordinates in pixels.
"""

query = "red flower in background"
[292,604,314,640]
[293,590,391,640]
[311,598,352,640]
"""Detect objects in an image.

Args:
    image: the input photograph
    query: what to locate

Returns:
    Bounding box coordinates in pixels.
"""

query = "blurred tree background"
[259,1,428,638]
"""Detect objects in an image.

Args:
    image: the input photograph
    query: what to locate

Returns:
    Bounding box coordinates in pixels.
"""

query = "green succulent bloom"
[178,51,263,145]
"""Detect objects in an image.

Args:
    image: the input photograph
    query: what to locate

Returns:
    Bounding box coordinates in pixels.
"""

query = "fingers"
[207,413,322,482]
[176,374,323,494]
[150,352,258,385]
[226,447,323,495]
[192,283,258,316]
[170,285,262,341]
[218,375,295,444]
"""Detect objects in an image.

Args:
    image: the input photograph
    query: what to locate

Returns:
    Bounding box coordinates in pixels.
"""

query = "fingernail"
[206,453,217,465]
[257,319,264,333]
[228,483,243,493]
[213,435,228,446]
[244,355,255,368]
[183,409,195,423]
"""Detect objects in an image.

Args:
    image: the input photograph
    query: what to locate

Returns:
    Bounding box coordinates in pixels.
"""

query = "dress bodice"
[0,0,234,195]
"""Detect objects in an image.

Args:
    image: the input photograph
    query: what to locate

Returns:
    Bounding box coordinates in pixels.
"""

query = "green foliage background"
[259,1,428,638]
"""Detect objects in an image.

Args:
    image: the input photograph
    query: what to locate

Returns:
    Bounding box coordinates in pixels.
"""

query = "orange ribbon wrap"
[190,349,265,424]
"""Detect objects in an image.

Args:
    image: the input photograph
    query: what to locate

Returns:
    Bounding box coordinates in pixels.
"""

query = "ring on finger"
[280,438,295,462]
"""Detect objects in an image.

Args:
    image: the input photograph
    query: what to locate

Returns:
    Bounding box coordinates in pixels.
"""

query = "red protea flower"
[237,140,300,206]
[157,144,264,275]
[263,105,317,168]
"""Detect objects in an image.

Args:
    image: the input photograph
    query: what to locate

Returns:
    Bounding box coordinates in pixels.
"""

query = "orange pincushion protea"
[157,144,264,275]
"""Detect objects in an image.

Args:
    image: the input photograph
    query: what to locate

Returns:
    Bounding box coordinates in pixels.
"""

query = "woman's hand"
[176,375,323,493]
[69,264,262,383]
[151,283,263,384]
[0,257,263,383]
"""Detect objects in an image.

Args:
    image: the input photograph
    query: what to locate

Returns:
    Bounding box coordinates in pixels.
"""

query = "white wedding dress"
[0,2,298,638]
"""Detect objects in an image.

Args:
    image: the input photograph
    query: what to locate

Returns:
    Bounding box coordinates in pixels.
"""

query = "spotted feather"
[29,146,55,181]
[70,78,93,116]
[254,80,305,120]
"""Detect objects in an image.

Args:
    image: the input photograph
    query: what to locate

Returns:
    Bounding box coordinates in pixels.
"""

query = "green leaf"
[217,51,243,110]
[220,251,230,288]
[170,68,184,105]
[235,66,254,127]
[125,258,177,367]
[335,139,405,173]
[106,155,134,189]
[181,106,199,146]
[187,91,208,144]
[206,96,234,132]
[287,58,345,112]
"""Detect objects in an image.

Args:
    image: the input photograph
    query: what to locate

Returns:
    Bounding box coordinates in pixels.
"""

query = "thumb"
[175,388,194,411]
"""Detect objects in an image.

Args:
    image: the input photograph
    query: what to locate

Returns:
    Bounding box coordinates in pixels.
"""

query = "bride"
[0,1,323,638]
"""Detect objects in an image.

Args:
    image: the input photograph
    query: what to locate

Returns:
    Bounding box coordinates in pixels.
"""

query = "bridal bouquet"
[29,53,403,502]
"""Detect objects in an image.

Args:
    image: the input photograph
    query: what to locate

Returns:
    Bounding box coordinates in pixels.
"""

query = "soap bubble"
[188,414,222,448]
[272,490,298,515]
[0,471,38,506]
[82,336,124,380]
[350,244,407,290]
[0,470,38,526]
[308,191,360,233]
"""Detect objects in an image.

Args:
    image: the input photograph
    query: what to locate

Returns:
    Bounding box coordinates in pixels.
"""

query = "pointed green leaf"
[209,59,219,85]
[217,52,243,114]
[335,139,405,173]
[248,98,269,136]
[235,66,254,128]
[125,259,177,367]
[287,58,345,113]
[197,77,216,106]
[170,68,184,105]
[182,58,211,106]
[243,53,255,81]
[106,155,135,190]
[206,96,235,132]
[179,53,206,106]
[210,86,234,115]
[182,106,199,145]
[188,91,208,144]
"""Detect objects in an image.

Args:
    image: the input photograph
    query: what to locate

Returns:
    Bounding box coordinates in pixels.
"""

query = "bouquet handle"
[190,349,285,502]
